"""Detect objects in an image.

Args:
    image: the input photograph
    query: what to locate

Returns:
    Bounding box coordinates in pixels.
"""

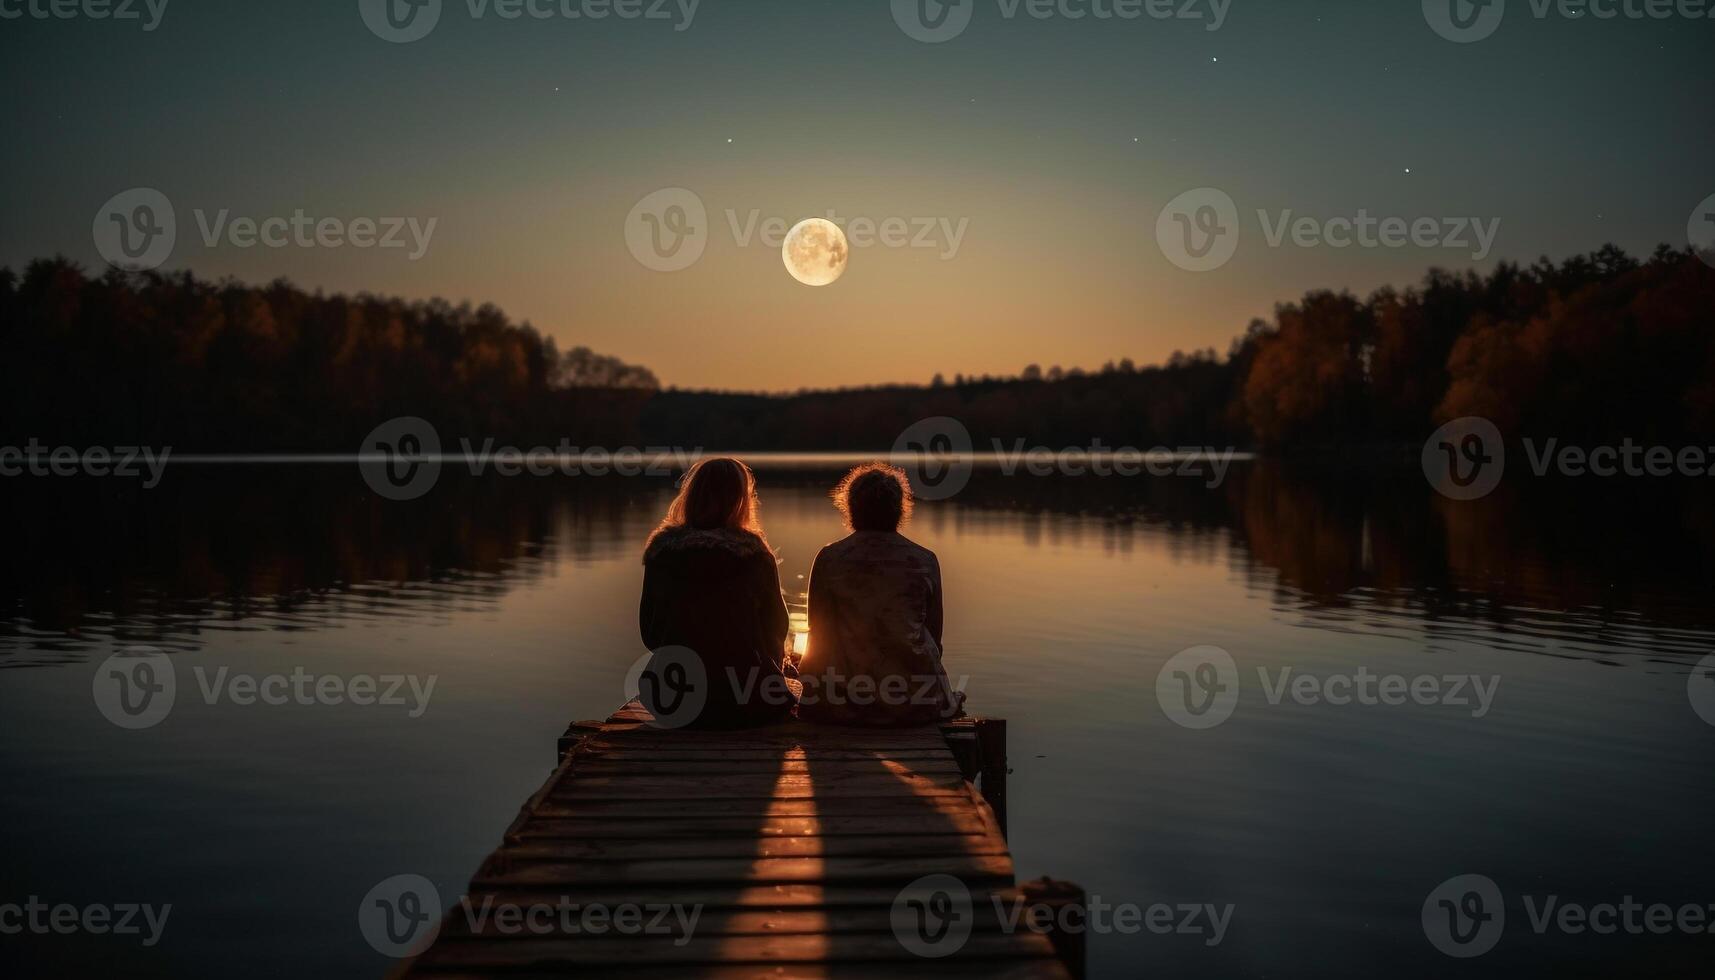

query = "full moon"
[782,218,849,286]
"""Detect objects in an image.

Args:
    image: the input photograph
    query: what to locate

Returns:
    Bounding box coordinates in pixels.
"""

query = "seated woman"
[638,457,795,729]
[799,463,962,727]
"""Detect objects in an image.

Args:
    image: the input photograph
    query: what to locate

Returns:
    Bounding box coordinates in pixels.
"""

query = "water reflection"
[2,459,1712,666]
[1223,460,1715,661]
[3,458,1712,980]
[0,470,653,664]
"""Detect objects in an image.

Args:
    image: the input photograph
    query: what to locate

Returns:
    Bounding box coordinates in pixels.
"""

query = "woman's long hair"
[645,457,769,553]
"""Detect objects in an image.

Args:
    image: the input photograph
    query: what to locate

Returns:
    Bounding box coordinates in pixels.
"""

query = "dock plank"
[422,967,1059,980]
[571,758,964,775]
[442,904,1026,940]
[513,813,995,839]
[398,704,1070,979]
[550,772,970,800]
[579,752,958,765]
[529,796,982,819]
[501,834,1005,862]
[475,854,1018,888]
[412,932,1063,969]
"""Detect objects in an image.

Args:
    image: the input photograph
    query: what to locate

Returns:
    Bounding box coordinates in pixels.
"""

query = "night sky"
[2,0,1709,389]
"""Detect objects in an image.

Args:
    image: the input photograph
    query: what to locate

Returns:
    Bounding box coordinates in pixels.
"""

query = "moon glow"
[782,218,849,286]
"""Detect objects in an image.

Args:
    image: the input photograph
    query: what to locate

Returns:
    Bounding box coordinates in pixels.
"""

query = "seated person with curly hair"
[798,463,963,727]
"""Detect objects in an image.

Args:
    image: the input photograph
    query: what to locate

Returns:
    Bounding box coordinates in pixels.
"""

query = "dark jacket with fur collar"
[638,526,793,729]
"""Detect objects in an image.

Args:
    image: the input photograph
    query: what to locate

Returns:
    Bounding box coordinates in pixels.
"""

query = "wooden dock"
[393,701,1082,978]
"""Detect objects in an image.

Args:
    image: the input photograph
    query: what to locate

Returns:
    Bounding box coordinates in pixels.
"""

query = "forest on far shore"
[2,245,1711,453]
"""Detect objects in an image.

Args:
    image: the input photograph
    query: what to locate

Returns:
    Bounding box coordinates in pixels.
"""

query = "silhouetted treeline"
[1235,244,1715,446]
[639,350,1242,450]
[3,246,1711,452]
[0,260,656,451]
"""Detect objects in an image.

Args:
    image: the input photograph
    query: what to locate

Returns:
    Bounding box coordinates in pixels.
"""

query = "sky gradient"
[2,0,1710,390]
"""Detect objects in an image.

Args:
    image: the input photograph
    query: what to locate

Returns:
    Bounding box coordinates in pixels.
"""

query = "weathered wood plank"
[418,968,1067,980]
[409,931,1061,969]
[587,728,946,746]
[440,901,1025,939]
[500,834,1007,862]
[549,772,970,800]
[457,884,1017,910]
[578,747,953,761]
[583,734,946,751]
[474,853,1018,888]
[529,796,980,819]
[513,812,994,839]
[418,967,1067,980]
[570,758,963,776]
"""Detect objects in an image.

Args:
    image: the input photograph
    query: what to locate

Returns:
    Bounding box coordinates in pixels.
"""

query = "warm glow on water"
[2,467,1712,976]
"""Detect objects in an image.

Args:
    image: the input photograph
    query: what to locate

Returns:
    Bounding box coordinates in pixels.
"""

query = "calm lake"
[2,459,1712,978]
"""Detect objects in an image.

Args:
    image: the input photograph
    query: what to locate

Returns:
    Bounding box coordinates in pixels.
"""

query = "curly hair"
[832,462,913,532]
